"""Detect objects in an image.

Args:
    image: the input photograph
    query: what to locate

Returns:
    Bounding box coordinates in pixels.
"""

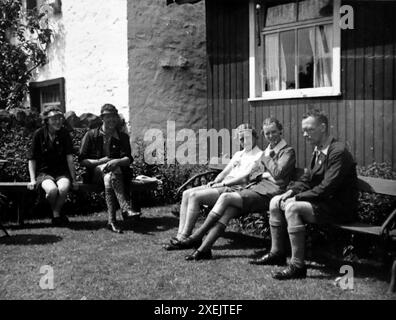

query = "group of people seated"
[163,111,358,280]
[26,103,358,280]
[27,103,140,234]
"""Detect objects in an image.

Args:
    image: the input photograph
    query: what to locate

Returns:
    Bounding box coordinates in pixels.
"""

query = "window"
[249,0,341,101]
[29,78,65,113]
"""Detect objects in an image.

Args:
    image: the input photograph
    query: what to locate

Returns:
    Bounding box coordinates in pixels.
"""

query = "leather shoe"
[106,222,123,234]
[272,264,307,280]
[163,238,202,251]
[185,249,212,261]
[249,252,286,266]
[122,209,141,221]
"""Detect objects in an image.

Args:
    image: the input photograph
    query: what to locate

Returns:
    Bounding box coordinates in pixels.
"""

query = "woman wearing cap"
[164,123,263,250]
[27,106,78,226]
[79,104,137,234]
[182,117,296,260]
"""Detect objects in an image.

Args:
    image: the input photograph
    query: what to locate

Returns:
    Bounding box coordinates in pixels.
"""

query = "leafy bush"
[132,138,207,206]
[357,162,396,225]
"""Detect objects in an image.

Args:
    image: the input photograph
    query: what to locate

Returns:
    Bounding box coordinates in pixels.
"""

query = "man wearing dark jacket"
[251,109,358,280]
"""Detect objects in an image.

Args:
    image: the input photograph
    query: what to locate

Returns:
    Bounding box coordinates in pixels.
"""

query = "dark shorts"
[310,200,353,224]
[237,189,271,216]
[36,172,71,190]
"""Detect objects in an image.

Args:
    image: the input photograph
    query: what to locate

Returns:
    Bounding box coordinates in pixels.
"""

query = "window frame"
[248,0,341,101]
[29,77,66,113]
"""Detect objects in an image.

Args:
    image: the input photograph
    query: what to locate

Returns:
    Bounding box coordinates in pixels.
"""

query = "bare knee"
[269,195,282,212]
[45,187,58,199]
[217,192,233,204]
[285,202,303,220]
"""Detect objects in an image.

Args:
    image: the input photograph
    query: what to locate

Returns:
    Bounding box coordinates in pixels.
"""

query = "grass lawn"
[0,205,394,300]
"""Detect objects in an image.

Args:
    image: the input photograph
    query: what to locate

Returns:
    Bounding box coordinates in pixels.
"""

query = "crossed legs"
[94,166,132,225]
[176,186,222,241]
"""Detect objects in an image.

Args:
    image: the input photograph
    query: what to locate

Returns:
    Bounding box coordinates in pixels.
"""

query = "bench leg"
[17,193,25,226]
[388,259,396,294]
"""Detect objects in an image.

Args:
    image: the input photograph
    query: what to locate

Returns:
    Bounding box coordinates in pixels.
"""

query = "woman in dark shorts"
[27,106,77,226]
[181,118,296,260]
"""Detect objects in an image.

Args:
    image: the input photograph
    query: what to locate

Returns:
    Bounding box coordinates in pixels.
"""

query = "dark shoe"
[106,222,123,234]
[185,249,212,261]
[272,264,307,280]
[249,252,287,266]
[122,209,141,221]
[163,238,202,251]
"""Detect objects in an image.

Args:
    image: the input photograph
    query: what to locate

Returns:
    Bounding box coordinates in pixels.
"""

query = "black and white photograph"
[0,0,395,305]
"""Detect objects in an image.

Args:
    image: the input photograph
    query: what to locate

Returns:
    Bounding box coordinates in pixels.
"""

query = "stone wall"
[32,0,129,121]
[128,0,207,140]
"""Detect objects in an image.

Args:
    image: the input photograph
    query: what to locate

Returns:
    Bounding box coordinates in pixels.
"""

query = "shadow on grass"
[215,231,269,250]
[307,254,392,283]
[0,234,62,245]
[122,216,179,235]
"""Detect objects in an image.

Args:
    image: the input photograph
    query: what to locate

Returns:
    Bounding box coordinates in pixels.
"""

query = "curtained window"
[252,0,340,100]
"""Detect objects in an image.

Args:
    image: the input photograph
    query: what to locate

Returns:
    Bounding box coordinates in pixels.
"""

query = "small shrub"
[132,138,207,206]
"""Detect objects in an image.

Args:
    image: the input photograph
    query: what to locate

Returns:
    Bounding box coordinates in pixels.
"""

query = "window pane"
[264,33,279,91]
[298,27,314,89]
[298,0,333,21]
[314,24,333,87]
[266,2,297,27]
[280,30,296,90]
[41,84,60,104]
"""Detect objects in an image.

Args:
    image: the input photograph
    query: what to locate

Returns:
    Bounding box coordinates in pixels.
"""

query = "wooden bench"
[0,178,161,226]
[333,176,396,293]
[176,161,396,292]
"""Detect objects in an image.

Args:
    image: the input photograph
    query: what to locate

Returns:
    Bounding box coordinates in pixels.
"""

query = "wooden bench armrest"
[381,208,396,236]
[176,170,219,197]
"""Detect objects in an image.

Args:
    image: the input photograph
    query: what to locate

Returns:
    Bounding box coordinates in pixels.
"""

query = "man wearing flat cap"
[79,104,139,233]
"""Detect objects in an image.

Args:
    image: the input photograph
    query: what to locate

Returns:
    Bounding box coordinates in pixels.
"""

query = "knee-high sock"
[188,211,222,242]
[289,230,306,268]
[177,194,190,239]
[111,174,130,212]
[270,225,288,256]
[105,187,117,224]
[198,222,226,252]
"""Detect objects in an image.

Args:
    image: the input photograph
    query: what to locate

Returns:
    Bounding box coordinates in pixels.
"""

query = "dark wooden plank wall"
[206,0,396,170]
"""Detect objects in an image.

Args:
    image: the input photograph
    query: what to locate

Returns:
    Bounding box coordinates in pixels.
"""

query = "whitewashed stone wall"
[33,0,129,121]
[128,0,207,140]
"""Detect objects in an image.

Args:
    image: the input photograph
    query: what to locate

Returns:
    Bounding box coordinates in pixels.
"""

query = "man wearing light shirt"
[255,109,358,280]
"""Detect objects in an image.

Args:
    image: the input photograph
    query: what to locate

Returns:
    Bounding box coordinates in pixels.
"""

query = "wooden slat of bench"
[0,182,29,191]
[335,222,396,238]
[0,180,159,192]
[357,176,396,196]
[335,222,383,236]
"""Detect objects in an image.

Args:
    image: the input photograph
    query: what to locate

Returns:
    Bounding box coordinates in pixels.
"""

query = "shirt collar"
[314,136,333,156]
[99,126,119,140]
[265,139,287,155]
